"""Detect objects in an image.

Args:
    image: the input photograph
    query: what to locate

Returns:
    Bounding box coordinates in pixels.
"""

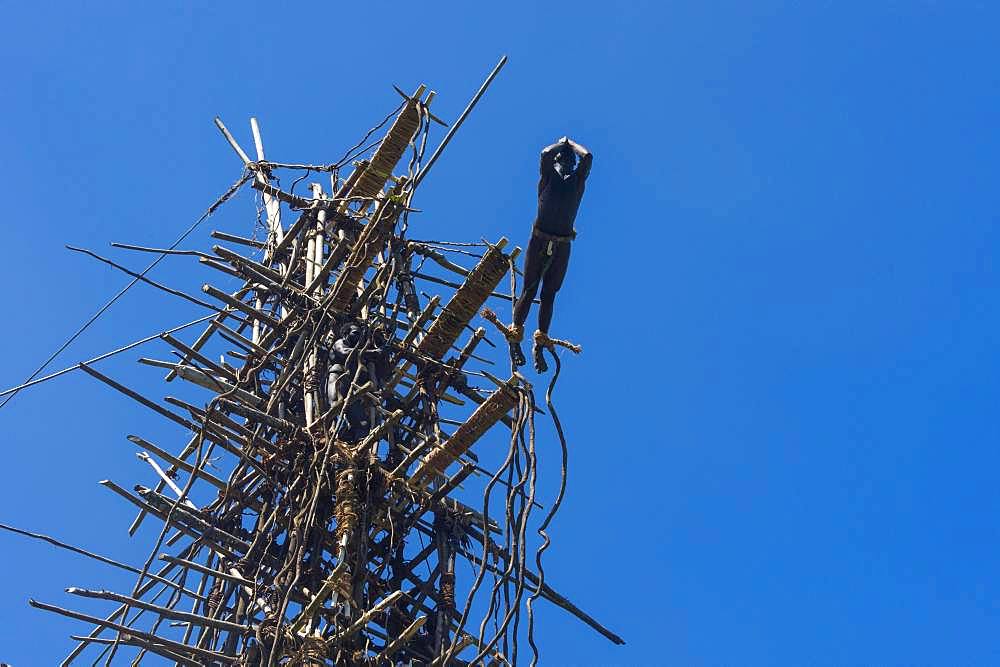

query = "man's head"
[555,146,577,174]
[340,323,362,346]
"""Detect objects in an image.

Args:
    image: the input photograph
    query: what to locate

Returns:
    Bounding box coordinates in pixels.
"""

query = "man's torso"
[535,169,586,236]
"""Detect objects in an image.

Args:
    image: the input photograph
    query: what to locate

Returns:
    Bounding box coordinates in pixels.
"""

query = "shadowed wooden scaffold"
[1,56,624,665]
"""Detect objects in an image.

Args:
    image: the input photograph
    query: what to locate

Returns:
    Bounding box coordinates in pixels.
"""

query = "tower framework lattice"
[17,58,623,666]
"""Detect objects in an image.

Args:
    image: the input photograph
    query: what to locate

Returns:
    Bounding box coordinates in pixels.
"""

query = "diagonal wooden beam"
[414,240,513,361]
[412,376,519,483]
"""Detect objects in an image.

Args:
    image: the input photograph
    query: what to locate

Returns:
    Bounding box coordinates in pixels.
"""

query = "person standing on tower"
[509,136,592,372]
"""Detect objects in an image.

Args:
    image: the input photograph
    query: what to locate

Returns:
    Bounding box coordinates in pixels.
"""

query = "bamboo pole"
[250,117,283,246]
[377,615,426,659]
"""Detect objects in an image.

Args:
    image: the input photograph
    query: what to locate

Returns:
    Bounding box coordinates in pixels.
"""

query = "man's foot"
[532,342,548,373]
[511,342,526,367]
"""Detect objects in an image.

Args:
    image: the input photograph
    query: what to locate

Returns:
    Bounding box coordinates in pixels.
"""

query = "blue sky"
[1,1,999,664]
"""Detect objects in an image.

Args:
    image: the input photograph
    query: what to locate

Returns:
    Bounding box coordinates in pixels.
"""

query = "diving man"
[511,136,592,372]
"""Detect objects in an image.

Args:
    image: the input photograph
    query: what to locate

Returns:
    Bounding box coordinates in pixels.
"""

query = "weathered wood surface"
[412,375,519,483]
[415,239,511,361]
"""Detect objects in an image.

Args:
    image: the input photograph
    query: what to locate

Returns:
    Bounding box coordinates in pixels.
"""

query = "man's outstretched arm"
[565,138,591,158]
[539,139,563,175]
[566,137,593,179]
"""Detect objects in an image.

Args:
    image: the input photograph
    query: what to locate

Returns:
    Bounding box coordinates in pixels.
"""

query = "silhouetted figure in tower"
[326,322,392,441]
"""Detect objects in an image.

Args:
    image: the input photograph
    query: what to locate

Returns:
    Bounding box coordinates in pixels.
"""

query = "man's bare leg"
[511,237,546,367]
[531,251,567,372]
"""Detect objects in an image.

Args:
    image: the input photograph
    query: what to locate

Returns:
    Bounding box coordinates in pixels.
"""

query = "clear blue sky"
[1,1,999,665]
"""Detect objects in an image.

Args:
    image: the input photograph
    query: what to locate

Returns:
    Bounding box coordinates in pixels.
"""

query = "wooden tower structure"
[9,58,623,665]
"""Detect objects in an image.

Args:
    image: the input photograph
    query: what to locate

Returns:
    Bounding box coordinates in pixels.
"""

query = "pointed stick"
[413,55,507,188]
[199,256,244,280]
[212,244,286,284]
[65,587,247,633]
[66,245,223,312]
[29,598,237,664]
[68,634,202,666]
[128,432,204,536]
[211,230,266,249]
[60,543,202,664]
[459,545,625,646]
[270,209,314,259]
[79,364,196,431]
[100,480,241,561]
[158,555,253,587]
[136,486,254,554]
[127,436,227,491]
[214,116,253,166]
[330,590,406,642]
[210,319,270,357]
[0,522,205,602]
[217,398,296,435]
[160,332,238,382]
[135,452,198,509]
[164,284,252,382]
[0,313,216,399]
[137,358,260,406]
[377,615,427,659]
[305,240,350,294]
[161,397,255,441]
[202,284,283,330]
[288,560,349,634]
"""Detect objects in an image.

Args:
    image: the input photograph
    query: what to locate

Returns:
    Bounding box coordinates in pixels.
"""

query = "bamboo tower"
[11,58,623,665]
